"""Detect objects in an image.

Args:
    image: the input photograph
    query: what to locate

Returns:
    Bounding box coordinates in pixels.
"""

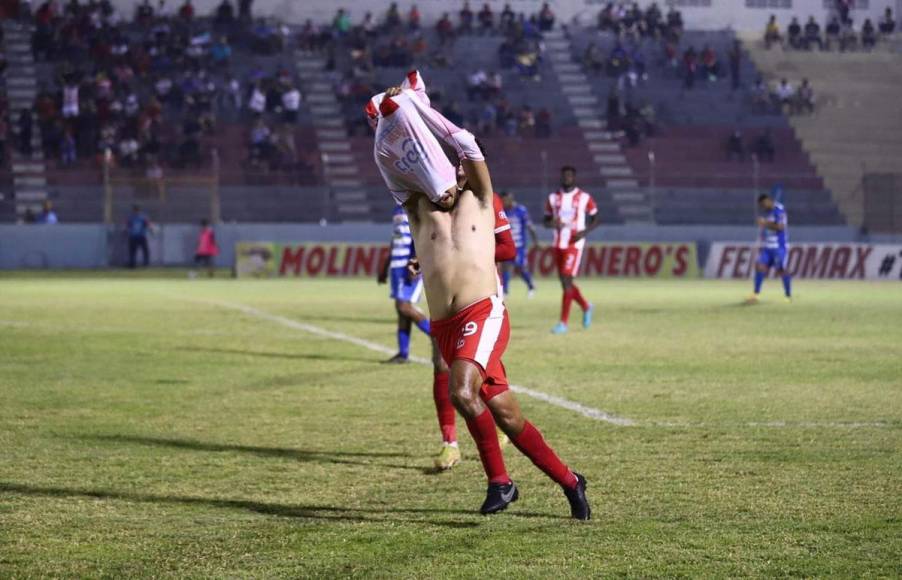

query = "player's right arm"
[543,195,556,228]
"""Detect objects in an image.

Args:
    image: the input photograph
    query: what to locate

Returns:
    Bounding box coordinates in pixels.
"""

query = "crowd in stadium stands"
[765,7,896,52]
[19,0,319,179]
[302,2,557,139]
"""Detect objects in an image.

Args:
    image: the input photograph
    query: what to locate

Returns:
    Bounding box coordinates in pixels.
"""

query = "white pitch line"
[202,299,637,427]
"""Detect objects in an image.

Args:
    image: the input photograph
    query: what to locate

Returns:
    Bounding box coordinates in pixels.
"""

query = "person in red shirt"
[544,166,600,334]
[192,219,218,277]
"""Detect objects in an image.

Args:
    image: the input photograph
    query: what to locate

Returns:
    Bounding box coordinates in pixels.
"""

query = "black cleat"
[480,481,519,515]
[563,473,591,520]
[382,353,409,364]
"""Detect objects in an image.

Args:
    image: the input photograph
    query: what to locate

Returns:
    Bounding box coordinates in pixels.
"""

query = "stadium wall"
[108,0,900,32]
[0,223,863,270]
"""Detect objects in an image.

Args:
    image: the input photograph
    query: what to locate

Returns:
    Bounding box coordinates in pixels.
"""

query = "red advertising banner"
[235,242,699,278]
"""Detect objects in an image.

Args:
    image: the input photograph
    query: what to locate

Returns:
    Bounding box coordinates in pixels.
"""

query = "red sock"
[433,371,456,443]
[560,288,574,324]
[512,421,578,489]
[465,409,510,484]
[571,284,589,311]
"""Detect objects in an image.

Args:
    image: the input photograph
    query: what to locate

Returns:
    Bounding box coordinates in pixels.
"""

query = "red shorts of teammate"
[554,246,584,277]
[431,295,510,401]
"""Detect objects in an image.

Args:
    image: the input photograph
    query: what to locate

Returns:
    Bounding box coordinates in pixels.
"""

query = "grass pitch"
[0,274,900,577]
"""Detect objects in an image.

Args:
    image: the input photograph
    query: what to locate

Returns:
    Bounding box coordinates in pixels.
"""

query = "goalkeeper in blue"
[749,193,792,303]
[500,191,539,297]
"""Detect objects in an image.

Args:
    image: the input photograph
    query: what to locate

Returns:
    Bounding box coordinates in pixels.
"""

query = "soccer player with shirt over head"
[544,166,601,334]
[368,70,590,518]
[748,192,792,303]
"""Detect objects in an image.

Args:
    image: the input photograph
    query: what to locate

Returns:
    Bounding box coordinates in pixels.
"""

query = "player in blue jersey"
[500,191,539,297]
[378,205,431,362]
[748,193,792,303]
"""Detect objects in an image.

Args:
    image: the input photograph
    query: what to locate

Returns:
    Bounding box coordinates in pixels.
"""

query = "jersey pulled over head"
[368,70,484,205]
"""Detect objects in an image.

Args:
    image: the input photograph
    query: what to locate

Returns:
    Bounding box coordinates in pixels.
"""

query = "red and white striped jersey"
[544,188,598,249]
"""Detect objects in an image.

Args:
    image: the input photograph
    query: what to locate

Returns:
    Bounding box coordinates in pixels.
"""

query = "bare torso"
[404,190,497,320]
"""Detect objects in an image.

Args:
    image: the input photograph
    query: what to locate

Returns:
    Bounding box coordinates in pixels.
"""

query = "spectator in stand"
[333,8,351,37]
[384,3,402,31]
[38,200,58,224]
[861,19,877,50]
[215,0,235,27]
[478,4,494,35]
[535,107,551,138]
[459,2,474,35]
[178,0,194,21]
[787,17,802,49]
[126,204,151,268]
[764,15,782,49]
[538,3,555,32]
[802,17,823,50]
[135,0,154,26]
[751,76,769,112]
[443,101,464,127]
[239,0,253,21]
[879,8,896,35]
[700,44,719,81]
[606,87,621,132]
[726,129,744,161]
[248,82,266,116]
[281,84,300,124]
[485,71,502,99]
[477,102,496,135]
[500,4,515,33]
[518,105,535,135]
[753,129,775,162]
[682,46,697,90]
[665,6,683,39]
[837,0,852,25]
[211,36,232,68]
[408,5,420,31]
[728,39,742,91]
[839,18,857,51]
[773,78,794,112]
[826,16,841,50]
[436,12,454,45]
[466,69,488,101]
[796,78,815,115]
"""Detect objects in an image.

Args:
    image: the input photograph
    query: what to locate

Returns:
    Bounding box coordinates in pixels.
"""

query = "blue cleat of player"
[582,304,594,329]
[551,322,568,334]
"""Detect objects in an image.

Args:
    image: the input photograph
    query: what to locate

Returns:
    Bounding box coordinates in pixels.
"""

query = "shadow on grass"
[180,346,376,363]
[79,434,421,471]
[0,482,483,528]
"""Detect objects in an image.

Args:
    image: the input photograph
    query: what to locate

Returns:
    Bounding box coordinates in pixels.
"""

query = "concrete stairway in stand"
[745,40,902,227]
[296,51,371,222]
[2,20,47,220]
[544,27,652,223]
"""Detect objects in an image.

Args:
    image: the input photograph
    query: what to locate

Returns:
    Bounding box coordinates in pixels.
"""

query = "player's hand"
[385,86,403,97]
[571,231,586,242]
[756,217,767,228]
[377,271,387,284]
[407,257,421,279]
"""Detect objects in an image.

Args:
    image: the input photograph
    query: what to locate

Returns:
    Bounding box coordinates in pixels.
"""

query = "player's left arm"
[493,194,516,261]
[572,198,601,242]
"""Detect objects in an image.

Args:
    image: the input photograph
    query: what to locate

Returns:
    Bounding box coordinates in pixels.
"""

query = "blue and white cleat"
[551,322,568,335]
[583,304,594,329]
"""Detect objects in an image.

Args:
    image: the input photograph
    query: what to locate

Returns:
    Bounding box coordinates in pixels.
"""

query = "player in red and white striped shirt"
[543,166,601,334]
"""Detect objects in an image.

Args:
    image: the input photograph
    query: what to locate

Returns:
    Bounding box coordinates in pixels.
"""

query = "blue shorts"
[390,267,424,303]
[508,246,528,269]
[757,247,788,271]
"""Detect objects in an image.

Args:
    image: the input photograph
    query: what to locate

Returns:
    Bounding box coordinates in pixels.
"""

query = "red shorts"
[431,295,510,401]
[554,246,584,277]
